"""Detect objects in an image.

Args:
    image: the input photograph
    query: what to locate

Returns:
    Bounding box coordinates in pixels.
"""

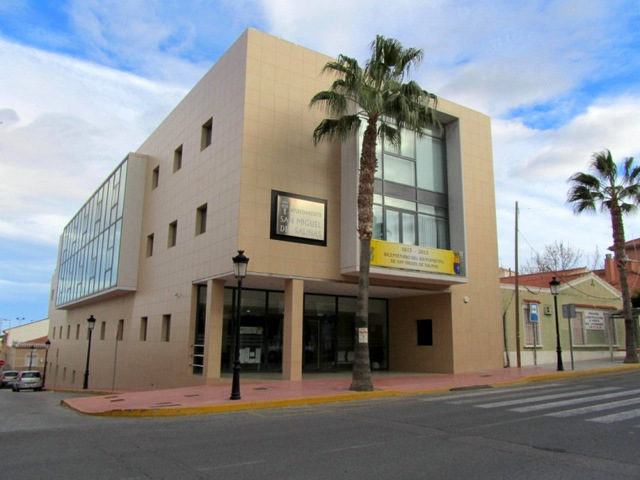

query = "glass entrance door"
[303,314,337,371]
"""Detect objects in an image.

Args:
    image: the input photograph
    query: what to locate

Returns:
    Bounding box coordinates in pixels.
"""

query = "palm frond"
[312,115,361,145]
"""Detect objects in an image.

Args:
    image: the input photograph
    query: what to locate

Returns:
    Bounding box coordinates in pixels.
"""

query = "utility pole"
[515,202,521,368]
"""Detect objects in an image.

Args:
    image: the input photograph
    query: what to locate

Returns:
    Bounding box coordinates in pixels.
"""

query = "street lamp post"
[83,315,97,390]
[42,339,51,390]
[230,250,249,401]
[549,277,564,371]
[28,345,35,370]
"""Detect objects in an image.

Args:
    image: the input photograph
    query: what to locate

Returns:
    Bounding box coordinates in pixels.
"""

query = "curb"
[61,364,640,418]
[62,389,404,417]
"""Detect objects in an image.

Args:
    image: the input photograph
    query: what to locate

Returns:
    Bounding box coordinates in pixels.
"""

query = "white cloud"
[0,39,188,246]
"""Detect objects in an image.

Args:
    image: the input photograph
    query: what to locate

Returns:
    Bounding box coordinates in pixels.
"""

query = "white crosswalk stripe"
[588,408,640,424]
[476,387,620,409]
[549,396,640,417]
[511,388,640,413]
[437,384,640,426]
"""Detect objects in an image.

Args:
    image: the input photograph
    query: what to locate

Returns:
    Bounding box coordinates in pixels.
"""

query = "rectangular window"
[100,321,106,341]
[196,204,207,235]
[116,319,124,341]
[173,144,183,172]
[201,118,212,150]
[384,154,415,186]
[140,317,148,341]
[168,221,178,247]
[417,319,433,346]
[162,314,171,342]
[66,325,71,339]
[152,166,160,189]
[76,324,80,340]
[417,136,446,193]
[146,234,154,257]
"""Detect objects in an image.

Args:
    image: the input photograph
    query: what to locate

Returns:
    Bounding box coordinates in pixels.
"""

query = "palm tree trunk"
[351,238,373,391]
[350,118,377,392]
[611,208,639,363]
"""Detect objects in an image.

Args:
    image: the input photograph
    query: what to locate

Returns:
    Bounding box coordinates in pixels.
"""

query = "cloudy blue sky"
[1,0,639,328]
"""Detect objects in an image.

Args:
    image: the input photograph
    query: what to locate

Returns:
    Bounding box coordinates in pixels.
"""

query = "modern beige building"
[47,29,502,391]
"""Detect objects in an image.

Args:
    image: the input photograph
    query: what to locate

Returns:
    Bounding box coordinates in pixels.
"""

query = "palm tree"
[567,149,640,363]
[310,35,440,390]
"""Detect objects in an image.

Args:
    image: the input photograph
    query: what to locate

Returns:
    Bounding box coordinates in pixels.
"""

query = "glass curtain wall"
[372,127,449,249]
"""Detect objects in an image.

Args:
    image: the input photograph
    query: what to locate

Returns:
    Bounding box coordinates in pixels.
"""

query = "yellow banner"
[371,240,462,275]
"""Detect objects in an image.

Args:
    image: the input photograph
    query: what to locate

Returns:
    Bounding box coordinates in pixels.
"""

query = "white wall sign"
[584,310,605,330]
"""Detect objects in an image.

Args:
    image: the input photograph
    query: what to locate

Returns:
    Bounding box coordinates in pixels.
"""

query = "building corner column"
[204,279,225,382]
[283,279,304,380]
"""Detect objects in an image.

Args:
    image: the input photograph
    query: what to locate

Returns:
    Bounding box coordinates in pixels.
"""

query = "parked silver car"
[12,371,43,392]
[0,371,19,389]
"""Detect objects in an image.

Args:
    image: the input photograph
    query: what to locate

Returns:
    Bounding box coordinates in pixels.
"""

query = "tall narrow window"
[140,317,148,341]
[76,324,80,340]
[173,144,183,172]
[152,166,160,189]
[201,118,213,150]
[146,234,154,257]
[196,204,207,235]
[168,221,178,247]
[116,319,124,341]
[162,314,171,342]
[100,321,106,340]
[66,325,71,339]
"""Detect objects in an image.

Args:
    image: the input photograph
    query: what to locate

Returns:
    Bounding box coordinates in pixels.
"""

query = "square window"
[152,166,160,189]
[168,221,178,247]
[173,145,183,172]
[417,319,433,346]
[196,204,207,235]
[201,118,212,150]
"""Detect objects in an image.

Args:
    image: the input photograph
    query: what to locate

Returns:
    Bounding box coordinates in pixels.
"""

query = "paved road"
[2,370,640,479]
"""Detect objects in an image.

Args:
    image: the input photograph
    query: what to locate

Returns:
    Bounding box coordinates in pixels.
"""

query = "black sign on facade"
[270,190,327,247]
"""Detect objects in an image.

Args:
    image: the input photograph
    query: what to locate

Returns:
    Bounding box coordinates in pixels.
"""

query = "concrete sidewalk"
[61,358,640,417]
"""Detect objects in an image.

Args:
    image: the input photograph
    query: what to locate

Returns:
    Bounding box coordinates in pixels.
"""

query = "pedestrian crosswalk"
[425,383,640,426]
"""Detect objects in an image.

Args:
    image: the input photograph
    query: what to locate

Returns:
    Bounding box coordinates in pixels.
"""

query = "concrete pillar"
[204,279,226,382]
[283,278,304,380]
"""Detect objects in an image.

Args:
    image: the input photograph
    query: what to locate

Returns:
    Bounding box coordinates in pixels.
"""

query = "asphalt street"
[2,370,640,479]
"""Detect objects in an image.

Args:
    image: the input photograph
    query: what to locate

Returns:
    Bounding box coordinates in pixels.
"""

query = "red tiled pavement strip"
[61,360,640,417]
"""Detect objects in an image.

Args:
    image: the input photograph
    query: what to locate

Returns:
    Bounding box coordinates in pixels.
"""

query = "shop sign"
[584,310,605,330]
[370,239,463,275]
[270,190,327,246]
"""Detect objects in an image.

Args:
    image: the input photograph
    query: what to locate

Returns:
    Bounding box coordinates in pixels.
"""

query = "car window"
[23,372,40,378]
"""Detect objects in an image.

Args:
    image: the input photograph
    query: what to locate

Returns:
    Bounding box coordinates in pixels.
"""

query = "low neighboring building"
[1,319,50,371]
[501,268,623,367]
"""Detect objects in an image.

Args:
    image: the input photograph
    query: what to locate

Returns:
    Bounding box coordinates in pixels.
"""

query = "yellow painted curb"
[62,389,403,417]
[62,364,640,418]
